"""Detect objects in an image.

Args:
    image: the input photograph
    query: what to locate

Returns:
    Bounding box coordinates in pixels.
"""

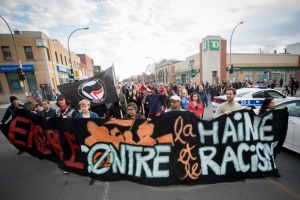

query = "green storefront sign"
[202,40,208,52]
[225,66,300,71]
[209,40,220,50]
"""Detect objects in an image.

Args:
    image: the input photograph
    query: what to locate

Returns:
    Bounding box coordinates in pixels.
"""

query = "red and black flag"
[58,66,119,110]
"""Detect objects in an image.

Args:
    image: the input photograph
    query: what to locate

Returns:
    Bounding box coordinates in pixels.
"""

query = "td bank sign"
[202,39,220,51]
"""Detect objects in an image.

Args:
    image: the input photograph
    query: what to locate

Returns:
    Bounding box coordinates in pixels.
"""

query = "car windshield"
[275,100,300,117]
[236,91,250,97]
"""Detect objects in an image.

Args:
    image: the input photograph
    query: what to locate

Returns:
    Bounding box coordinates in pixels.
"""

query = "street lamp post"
[0,15,28,96]
[146,57,157,83]
[229,21,243,64]
[229,21,243,81]
[67,27,89,82]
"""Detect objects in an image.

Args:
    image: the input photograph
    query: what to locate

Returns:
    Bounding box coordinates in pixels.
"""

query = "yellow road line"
[266,177,300,200]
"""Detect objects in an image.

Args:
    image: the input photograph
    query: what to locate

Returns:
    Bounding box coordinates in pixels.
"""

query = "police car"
[211,87,293,113]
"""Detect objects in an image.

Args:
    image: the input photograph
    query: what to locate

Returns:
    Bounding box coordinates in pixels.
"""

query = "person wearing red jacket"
[187,92,203,118]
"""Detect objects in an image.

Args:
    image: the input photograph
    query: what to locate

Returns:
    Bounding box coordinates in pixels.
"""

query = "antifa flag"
[0,108,289,186]
[58,66,119,110]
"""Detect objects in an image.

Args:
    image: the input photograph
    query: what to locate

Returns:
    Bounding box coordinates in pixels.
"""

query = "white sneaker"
[64,171,69,174]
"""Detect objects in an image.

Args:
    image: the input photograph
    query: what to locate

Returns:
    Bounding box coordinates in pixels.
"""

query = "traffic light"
[230,64,233,74]
[69,69,74,78]
[17,67,24,81]
[20,72,26,81]
[191,68,195,77]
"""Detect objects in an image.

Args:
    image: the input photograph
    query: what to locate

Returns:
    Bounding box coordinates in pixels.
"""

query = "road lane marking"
[102,181,109,200]
[266,177,300,199]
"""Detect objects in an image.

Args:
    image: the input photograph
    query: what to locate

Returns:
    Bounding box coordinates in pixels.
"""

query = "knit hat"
[10,96,18,103]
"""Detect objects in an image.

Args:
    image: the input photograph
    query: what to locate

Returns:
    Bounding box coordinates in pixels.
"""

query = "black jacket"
[1,104,24,123]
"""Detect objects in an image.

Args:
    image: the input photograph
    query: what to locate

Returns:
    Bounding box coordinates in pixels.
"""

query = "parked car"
[212,88,293,113]
[274,98,300,154]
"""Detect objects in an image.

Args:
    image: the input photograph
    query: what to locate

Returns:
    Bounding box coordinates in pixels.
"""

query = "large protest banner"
[0,108,288,186]
[58,66,119,110]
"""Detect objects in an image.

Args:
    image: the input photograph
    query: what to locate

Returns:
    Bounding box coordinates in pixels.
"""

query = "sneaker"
[64,171,69,174]
[89,178,95,185]
[17,150,24,155]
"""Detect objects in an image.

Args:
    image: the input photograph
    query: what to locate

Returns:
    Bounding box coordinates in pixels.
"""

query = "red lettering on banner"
[8,116,30,146]
[45,130,64,160]
[64,132,84,169]
[32,125,51,155]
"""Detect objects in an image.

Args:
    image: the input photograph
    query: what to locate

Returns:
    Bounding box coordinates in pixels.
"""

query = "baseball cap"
[170,95,181,101]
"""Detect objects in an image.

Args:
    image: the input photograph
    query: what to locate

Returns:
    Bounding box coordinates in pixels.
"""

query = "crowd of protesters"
[0,77,297,180]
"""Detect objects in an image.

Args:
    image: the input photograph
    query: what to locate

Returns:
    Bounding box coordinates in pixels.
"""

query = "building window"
[24,46,34,59]
[257,71,264,83]
[55,52,58,63]
[64,56,68,66]
[45,48,50,60]
[231,71,238,82]
[5,73,23,93]
[60,54,63,65]
[25,72,38,92]
[290,70,296,79]
[1,46,12,60]
[245,71,254,82]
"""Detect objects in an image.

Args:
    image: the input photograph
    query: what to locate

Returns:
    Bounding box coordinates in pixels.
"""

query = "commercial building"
[77,54,94,80]
[0,31,93,103]
[170,36,300,85]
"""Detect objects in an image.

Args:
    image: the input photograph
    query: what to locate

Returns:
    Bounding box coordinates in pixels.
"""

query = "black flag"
[58,67,119,109]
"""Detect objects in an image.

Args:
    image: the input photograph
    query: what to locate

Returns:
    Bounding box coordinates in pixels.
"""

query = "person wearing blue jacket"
[197,85,208,118]
[75,99,99,119]
[0,96,24,155]
[74,99,99,185]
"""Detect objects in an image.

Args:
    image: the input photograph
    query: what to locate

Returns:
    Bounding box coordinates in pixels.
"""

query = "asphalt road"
[0,93,300,200]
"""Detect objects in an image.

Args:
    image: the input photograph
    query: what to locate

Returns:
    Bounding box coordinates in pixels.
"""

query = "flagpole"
[112,63,117,87]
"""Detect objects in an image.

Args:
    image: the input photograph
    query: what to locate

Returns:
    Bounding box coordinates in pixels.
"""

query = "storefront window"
[290,70,296,79]
[25,72,38,92]
[5,73,23,93]
[257,71,264,83]
[186,74,192,83]
[245,71,254,82]
[231,71,238,82]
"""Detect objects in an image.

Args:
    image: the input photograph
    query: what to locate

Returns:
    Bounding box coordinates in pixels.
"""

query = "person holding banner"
[165,95,185,112]
[55,95,78,118]
[75,99,100,119]
[74,99,99,185]
[259,97,282,178]
[0,96,24,155]
[41,100,56,119]
[212,88,252,119]
[123,102,145,119]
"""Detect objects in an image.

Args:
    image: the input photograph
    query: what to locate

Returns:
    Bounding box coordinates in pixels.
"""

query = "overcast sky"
[1,0,299,80]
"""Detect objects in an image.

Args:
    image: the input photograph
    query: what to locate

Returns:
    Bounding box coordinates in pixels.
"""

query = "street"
[0,96,300,200]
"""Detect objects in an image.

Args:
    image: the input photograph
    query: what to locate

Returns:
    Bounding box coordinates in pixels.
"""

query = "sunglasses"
[57,99,64,101]
[195,106,198,109]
